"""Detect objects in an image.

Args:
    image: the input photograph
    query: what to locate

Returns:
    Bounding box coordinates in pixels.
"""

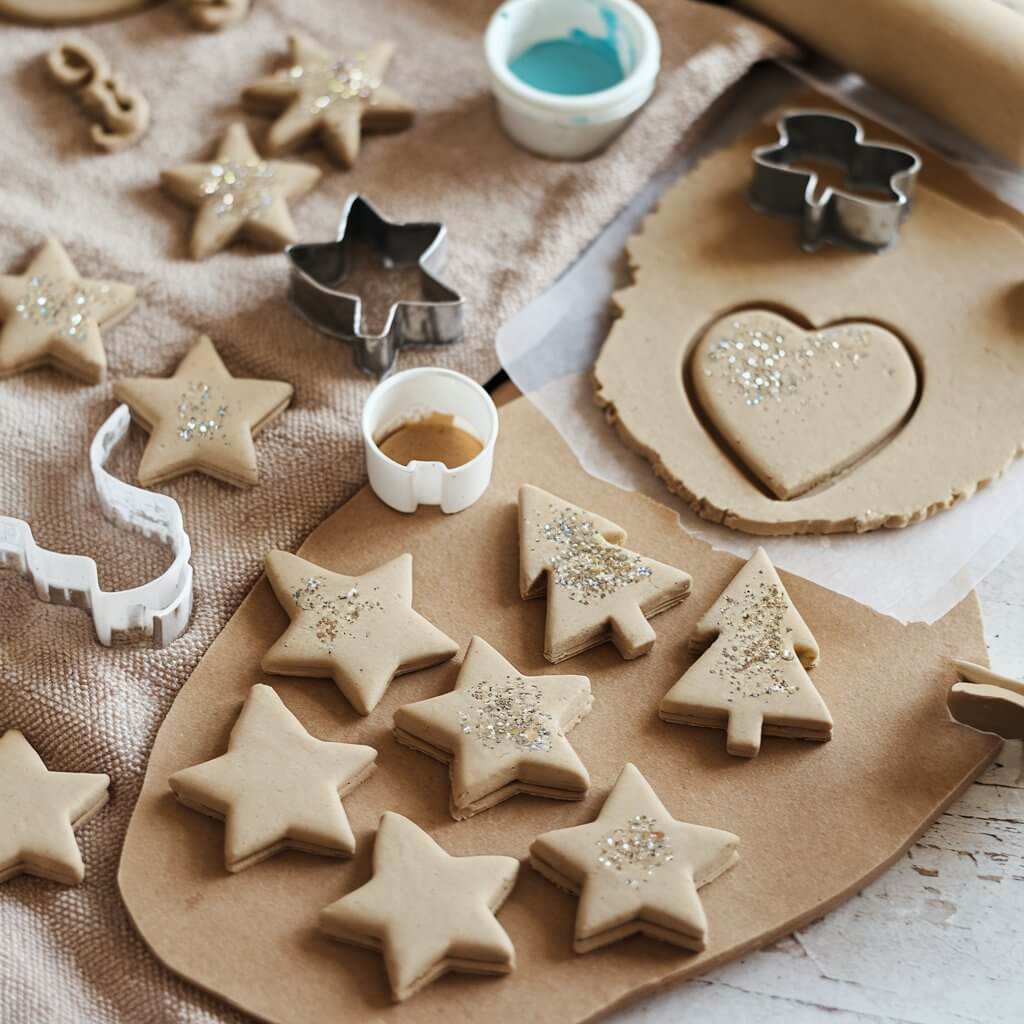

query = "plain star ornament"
[0,236,135,383]
[394,635,593,819]
[113,334,293,487]
[161,121,321,259]
[0,730,109,885]
[242,33,415,168]
[262,550,458,716]
[319,811,519,1001]
[530,763,739,953]
[169,684,376,872]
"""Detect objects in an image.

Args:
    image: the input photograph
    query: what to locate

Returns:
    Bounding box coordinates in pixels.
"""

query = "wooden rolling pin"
[733,0,1024,166]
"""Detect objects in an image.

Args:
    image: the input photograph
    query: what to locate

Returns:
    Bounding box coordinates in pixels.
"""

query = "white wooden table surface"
[612,550,1024,1024]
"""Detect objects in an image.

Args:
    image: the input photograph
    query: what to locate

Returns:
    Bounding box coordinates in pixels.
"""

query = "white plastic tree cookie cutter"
[361,367,499,514]
[0,404,193,646]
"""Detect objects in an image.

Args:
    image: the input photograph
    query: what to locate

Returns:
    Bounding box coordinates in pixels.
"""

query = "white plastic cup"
[484,0,661,160]
[361,367,499,514]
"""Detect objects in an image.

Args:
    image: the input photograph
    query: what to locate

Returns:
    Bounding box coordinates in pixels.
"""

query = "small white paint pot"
[484,0,661,160]
[361,367,499,514]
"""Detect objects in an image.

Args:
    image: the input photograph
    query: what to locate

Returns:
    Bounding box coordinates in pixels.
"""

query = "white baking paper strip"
[496,68,1024,625]
[0,403,193,645]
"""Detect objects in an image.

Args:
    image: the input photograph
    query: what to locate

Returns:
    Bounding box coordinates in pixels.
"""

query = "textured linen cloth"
[0,2,789,1021]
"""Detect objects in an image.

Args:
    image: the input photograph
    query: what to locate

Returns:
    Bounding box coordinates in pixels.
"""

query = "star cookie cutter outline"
[749,110,922,252]
[286,193,465,379]
[0,404,193,647]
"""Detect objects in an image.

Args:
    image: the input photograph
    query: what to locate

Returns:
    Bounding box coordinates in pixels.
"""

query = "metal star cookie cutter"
[286,194,465,378]
[0,404,193,647]
[749,110,922,252]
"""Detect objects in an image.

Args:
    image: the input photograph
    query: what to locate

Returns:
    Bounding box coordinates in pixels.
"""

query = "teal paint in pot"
[509,32,625,95]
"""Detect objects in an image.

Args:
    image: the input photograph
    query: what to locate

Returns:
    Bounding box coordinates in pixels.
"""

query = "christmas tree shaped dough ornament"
[659,547,833,758]
[262,550,458,716]
[394,635,593,819]
[319,811,519,1001]
[113,334,293,488]
[0,730,109,885]
[161,121,321,260]
[242,33,415,169]
[518,484,692,663]
[530,762,739,953]
[168,684,376,872]
[0,236,135,383]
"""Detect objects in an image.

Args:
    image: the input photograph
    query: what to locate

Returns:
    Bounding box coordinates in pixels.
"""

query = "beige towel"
[0,1,789,1020]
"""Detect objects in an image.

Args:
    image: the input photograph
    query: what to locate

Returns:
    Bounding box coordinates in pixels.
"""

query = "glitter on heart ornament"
[691,310,917,500]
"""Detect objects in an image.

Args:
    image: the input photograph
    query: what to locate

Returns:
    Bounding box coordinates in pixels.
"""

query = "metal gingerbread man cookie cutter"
[749,110,922,252]
[0,404,193,647]
[286,194,465,378]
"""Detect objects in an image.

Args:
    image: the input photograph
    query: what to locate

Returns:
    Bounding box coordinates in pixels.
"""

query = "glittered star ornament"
[243,33,415,168]
[0,236,135,383]
[0,730,109,885]
[161,121,321,260]
[659,547,833,757]
[113,334,293,487]
[530,762,739,953]
[262,550,458,716]
[169,684,376,872]
[319,811,519,1001]
[394,635,593,819]
[519,484,693,663]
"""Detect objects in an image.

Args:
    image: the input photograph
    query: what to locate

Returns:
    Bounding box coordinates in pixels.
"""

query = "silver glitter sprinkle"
[708,570,800,700]
[538,508,652,605]
[458,674,553,752]
[14,276,105,341]
[288,56,381,114]
[705,318,870,407]
[597,815,674,888]
[200,158,276,219]
[291,574,383,651]
[177,380,227,442]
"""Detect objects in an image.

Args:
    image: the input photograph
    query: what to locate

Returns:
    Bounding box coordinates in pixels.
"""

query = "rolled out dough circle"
[593,115,1024,536]
[0,0,160,22]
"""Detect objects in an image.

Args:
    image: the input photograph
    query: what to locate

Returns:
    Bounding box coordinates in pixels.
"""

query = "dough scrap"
[169,684,376,872]
[262,549,458,715]
[113,333,293,487]
[318,811,518,1001]
[394,635,592,819]
[530,762,739,953]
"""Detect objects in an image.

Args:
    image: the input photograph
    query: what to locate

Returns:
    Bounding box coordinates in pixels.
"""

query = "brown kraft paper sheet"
[119,396,998,1024]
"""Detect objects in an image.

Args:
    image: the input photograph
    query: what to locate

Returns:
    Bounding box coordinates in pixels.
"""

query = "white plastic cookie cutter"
[361,367,499,514]
[0,404,193,646]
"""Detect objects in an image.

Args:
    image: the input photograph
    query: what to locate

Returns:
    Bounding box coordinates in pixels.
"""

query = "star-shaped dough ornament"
[113,334,293,487]
[530,762,739,953]
[394,635,593,819]
[0,236,135,383]
[169,684,377,872]
[161,121,321,260]
[243,33,415,168]
[0,730,110,886]
[263,550,458,715]
[319,811,519,1001]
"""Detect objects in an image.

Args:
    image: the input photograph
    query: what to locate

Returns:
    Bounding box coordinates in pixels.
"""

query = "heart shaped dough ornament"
[692,310,917,499]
